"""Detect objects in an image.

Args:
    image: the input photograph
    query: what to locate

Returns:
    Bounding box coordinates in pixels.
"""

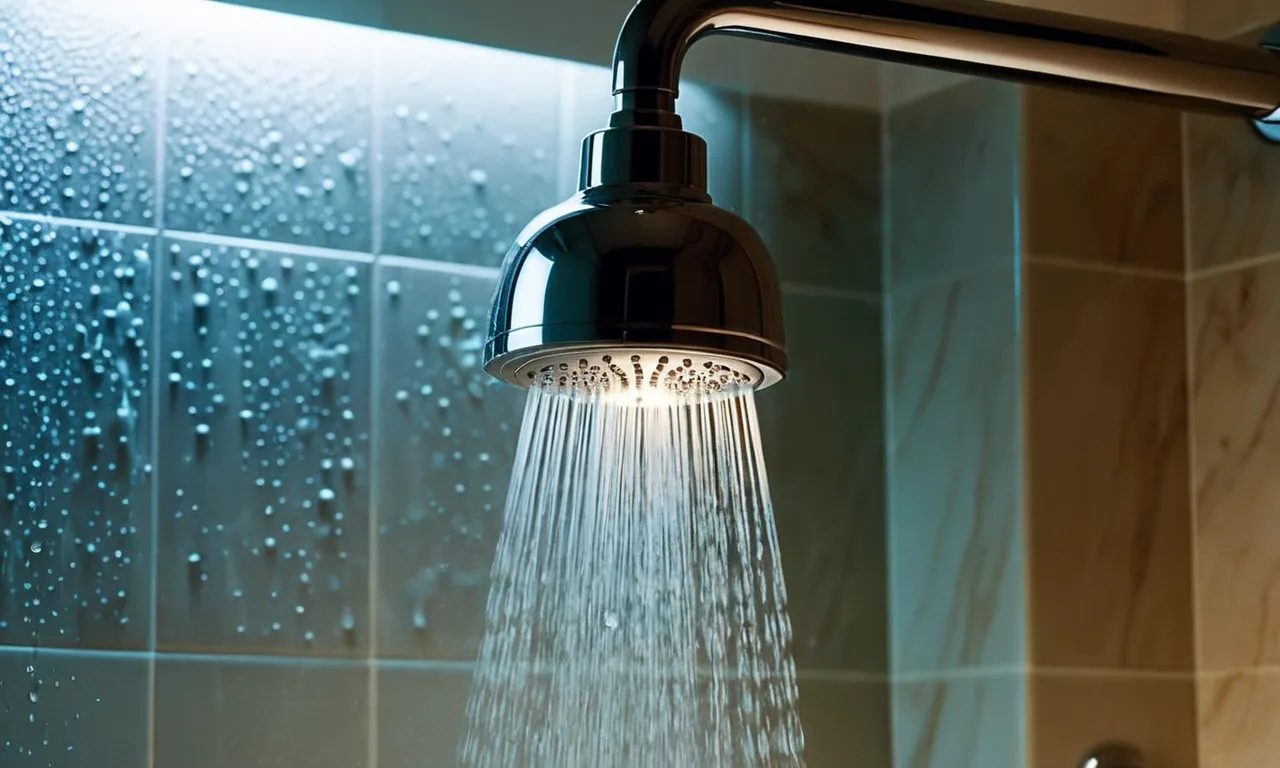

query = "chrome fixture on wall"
[483,0,1280,393]
[1081,742,1146,768]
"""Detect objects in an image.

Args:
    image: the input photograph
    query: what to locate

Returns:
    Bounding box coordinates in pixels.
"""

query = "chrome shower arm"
[610,0,1280,120]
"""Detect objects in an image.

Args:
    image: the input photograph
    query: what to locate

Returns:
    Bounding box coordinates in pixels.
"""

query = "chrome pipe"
[611,0,1280,121]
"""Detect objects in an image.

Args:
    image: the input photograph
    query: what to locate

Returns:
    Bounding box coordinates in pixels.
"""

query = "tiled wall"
[1185,1,1280,763]
[0,0,889,765]
[1021,85,1198,767]
[883,67,1197,768]
[885,78,1026,768]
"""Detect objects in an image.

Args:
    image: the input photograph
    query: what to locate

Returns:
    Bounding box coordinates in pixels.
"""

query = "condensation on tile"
[155,239,371,654]
[0,648,150,766]
[380,34,560,266]
[375,265,523,658]
[0,0,156,224]
[0,218,153,649]
[164,2,374,249]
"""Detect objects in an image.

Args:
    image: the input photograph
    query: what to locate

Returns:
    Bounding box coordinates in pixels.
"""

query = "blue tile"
[379,35,561,266]
[889,268,1024,673]
[888,79,1019,288]
[164,3,375,250]
[374,263,524,659]
[893,673,1026,768]
[154,655,369,768]
[376,663,471,768]
[0,220,153,650]
[0,647,150,766]
[0,0,158,225]
[155,238,372,655]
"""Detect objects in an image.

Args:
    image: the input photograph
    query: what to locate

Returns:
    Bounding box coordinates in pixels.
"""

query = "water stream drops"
[461,379,805,766]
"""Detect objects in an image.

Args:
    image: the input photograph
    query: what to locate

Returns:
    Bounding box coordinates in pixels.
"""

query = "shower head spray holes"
[521,348,762,404]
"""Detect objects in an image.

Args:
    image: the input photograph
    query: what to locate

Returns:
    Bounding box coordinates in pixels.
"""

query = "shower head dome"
[483,184,787,396]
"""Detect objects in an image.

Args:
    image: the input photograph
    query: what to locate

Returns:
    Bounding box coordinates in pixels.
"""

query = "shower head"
[483,109,787,397]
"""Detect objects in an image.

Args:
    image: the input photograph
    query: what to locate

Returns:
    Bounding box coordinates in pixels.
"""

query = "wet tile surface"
[375,264,523,659]
[155,239,372,655]
[888,79,1019,288]
[0,648,150,766]
[892,674,1024,768]
[154,656,369,768]
[0,220,153,650]
[164,2,375,250]
[380,35,561,266]
[757,293,887,673]
[747,95,881,292]
[889,268,1023,673]
[0,0,157,225]
[376,663,472,767]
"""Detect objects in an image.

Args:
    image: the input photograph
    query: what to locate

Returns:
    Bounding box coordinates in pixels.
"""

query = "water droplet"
[603,611,620,631]
[29,541,42,554]
[192,292,210,308]
[469,168,488,187]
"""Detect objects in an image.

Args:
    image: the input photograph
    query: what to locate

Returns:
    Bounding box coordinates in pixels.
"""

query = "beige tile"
[1026,264,1194,671]
[1009,0,1184,30]
[892,674,1025,768]
[1187,0,1280,40]
[758,294,887,673]
[1031,672,1197,768]
[1023,89,1184,271]
[1186,111,1280,272]
[889,268,1023,672]
[1199,670,1280,768]
[746,94,882,293]
[887,79,1019,289]
[799,677,892,768]
[1192,261,1280,669]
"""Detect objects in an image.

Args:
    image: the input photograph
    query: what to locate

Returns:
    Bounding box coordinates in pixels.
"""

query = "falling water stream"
[461,378,805,767]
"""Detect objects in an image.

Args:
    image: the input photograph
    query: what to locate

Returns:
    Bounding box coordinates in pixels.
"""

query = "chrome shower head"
[483,113,787,397]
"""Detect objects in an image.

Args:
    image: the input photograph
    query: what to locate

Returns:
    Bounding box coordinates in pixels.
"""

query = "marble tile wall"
[885,77,1027,767]
[0,0,891,765]
[1184,5,1280,764]
[1022,85,1198,766]
[885,74,1201,766]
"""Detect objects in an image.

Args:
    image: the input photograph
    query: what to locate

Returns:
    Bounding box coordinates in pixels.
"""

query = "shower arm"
[608,0,1280,125]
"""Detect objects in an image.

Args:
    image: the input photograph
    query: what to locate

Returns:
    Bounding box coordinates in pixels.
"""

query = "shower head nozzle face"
[484,186,788,394]
[502,346,776,396]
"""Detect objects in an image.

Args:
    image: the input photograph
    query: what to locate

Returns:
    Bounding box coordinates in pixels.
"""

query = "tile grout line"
[780,282,880,303]
[0,209,159,236]
[877,100,901,750]
[367,39,384,768]
[1181,110,1206,765]
[1188,248,1280,280]
[1024,254,1186,281]
[163,229,375,263]
[147,26,170,768]
[888,258,1013,299]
